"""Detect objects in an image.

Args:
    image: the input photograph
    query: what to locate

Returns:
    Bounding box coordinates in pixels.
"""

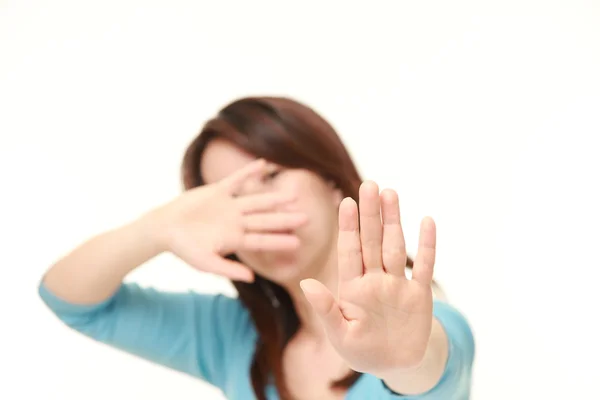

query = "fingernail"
[299,279,314,293]
[233,272,254,283]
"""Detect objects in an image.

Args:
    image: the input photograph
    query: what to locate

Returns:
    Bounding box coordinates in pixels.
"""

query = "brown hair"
[181,96,414,400]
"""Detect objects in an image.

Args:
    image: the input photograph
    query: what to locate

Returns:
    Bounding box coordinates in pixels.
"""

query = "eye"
[263,169,282,182]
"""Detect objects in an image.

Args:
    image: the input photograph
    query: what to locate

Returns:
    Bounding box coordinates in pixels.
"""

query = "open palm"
[301,181,436,375]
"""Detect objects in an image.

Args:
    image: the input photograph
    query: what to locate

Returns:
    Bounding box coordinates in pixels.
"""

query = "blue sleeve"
[426,300,475,397]
[377,300,475,399]
[38,281,253,390]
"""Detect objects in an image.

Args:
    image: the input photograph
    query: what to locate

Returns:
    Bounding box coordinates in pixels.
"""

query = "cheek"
[274,177,301,197]
[235,248,260,262]
[234,250,266,272]
[302,194,340,234]
[290,180,340,222]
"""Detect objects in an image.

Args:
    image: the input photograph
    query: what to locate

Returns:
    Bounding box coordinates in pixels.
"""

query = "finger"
[338,197,363,281]
[242,212,308,232]
[359,181,383,272]
[300,278,348,341]
[236,191,297,214]
[412,217,436,285]
[198,254,255,282]
[220,158,267,194]
[380,189,407,277]
[241,233,300,251]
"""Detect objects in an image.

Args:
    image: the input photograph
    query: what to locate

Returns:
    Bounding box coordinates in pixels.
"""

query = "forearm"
[42,215,163,304]
[380,317,449,395]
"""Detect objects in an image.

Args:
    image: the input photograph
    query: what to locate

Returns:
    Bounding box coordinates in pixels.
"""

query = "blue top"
[38,282,475,399]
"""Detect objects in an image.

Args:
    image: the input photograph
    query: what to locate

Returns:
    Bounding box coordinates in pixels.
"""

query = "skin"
[201,139,449,398]
[42,138,449,400]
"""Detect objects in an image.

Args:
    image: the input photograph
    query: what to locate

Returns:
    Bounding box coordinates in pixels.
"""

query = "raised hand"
[148,159,307,282]
[300,181,436,375]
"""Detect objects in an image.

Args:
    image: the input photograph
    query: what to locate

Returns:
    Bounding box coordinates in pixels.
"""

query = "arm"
[39,281,249,388]
[40,162,302,390]
[42,217,161,304]
[379,300,475,398]
[39,216,250,389]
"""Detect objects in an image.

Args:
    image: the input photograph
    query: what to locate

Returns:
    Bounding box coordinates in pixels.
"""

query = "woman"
[39,97,475,399]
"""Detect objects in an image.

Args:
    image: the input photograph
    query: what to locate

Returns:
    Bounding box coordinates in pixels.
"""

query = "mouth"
[268,229,294,235]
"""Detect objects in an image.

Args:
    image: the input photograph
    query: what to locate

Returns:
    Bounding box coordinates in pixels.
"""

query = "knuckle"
[382,247,403,256]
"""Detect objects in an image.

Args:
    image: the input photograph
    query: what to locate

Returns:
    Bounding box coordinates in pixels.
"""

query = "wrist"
[128,210,169,257]
[377,318,448,395]
[374,356,426,383]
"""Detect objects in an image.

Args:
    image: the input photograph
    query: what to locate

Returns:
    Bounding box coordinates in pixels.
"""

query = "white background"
[1,1,599,399]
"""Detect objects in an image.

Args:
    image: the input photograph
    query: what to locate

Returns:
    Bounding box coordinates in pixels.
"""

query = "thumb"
[300,279,347,340]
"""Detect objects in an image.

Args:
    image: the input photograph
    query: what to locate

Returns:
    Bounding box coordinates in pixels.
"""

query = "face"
[200,139,343,284]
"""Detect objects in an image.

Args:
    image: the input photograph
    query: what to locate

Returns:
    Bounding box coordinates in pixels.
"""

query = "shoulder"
[403,268,474,358]
[184,290,255,339]
[433,299,474,353]
[110,284,258,357]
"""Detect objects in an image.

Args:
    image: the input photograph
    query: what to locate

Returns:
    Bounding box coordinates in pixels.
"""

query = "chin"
[257,252,316,285]
[260,257,304,284]
[248,232,334,285]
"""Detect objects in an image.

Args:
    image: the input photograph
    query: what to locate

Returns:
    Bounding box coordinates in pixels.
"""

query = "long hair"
[181,96,415,400]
